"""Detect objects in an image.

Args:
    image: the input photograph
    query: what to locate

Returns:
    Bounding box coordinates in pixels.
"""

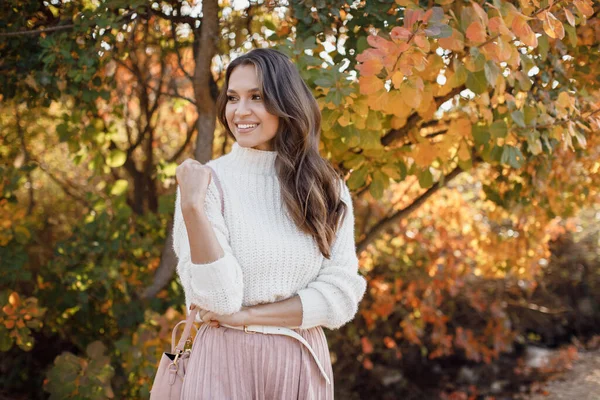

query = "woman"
[172,48,367,399]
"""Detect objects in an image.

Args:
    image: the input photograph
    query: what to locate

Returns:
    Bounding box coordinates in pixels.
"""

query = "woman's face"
[225,64,279,151]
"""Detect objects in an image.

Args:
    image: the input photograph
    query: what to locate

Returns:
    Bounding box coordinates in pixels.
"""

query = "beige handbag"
[149,165,224,399]
[149,307,200,399]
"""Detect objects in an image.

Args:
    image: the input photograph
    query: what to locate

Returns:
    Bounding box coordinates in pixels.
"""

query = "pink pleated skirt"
[180,323,334,399]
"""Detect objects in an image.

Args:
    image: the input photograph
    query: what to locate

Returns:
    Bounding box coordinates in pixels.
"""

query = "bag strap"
[173,307,200,353]
[205,165,224,215]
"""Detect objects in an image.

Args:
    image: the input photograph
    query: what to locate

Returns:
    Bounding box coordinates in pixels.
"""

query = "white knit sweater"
[172,142,367,330]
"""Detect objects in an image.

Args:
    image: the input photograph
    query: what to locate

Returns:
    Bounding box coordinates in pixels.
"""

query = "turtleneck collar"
[225,141,278,176]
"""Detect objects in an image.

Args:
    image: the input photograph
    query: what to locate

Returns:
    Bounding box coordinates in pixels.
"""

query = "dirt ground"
[528,350,600,400]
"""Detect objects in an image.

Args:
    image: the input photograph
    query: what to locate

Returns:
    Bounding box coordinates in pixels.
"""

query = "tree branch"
[356,166,464,253]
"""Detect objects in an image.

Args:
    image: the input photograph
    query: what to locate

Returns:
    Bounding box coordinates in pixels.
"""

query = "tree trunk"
[140,0,220,301]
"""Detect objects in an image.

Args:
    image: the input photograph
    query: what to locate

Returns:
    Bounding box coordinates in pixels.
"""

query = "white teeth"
[237,124,258,129]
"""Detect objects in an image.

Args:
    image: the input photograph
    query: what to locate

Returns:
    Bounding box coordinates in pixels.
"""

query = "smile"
[236,123,260,133]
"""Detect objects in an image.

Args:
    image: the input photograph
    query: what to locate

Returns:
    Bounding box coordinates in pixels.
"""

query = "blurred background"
[1,0,599,399]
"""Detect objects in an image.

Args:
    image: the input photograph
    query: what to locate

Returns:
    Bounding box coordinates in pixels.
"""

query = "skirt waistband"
[219,323,331,385]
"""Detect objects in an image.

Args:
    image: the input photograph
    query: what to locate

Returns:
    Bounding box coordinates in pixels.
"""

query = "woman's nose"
[235,100,251,116]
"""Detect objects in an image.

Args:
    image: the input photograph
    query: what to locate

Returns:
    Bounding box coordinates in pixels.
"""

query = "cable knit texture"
[172,142,367,329]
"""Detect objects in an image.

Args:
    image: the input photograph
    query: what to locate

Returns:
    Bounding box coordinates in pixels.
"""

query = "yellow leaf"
[366,89,390,112]
[391,116,407,129]
[383,91,408,117]
[391,70,405,89]
[353,98,370,117]
[338,110,351,127]
[401,76,424,109]
[448,117,473,139]
[412,140,438,167]
[9,292,21,307]
[457,140,471,161]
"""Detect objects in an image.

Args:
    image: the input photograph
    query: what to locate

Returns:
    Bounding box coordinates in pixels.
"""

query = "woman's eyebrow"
[227,88,261,94]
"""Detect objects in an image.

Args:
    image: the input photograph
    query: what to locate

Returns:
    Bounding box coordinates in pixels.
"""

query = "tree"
[1,0,599,398]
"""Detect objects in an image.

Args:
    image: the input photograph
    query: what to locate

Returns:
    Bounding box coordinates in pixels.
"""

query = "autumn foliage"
[1,0,599,398]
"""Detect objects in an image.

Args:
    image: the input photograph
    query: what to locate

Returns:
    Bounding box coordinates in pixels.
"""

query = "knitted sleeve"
[172,176,244,320]
[296,180,367,330]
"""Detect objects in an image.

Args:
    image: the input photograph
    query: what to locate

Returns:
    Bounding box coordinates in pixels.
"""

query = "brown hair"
[216,48,348,259]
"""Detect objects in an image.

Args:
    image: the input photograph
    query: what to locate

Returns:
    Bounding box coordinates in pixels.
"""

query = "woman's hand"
[190,304,250,327]
[175,159,212,210]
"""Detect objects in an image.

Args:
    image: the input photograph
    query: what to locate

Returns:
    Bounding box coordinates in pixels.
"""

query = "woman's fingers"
[189,305,220,327]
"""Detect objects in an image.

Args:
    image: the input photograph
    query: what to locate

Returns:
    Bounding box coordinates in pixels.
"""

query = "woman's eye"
[252,94,262,100]
[227,96,237,101]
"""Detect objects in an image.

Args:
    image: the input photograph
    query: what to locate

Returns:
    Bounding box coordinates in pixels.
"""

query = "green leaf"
[451,62,468,87]
[564,25,577,47]
[525,130,542,155]
[490,120,508,138]
[484,61,500,86]
[466,70,487,94]
[110,180,128,196]
[106,149,126,168]
[483,184,504,206]
[511,110,526,128]
[347,165,369,190]
[523,105,538,126]
[538,35,549,60]
[472,123,491,145]
[500,145,525,168]
[369,170,386,199]
[417,168,434,189]
[314,77,334,87]
[356,36,369,53]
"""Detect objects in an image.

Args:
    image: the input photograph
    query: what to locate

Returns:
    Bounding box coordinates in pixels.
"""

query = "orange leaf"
[414,34,430,51]
[574,0,594,18]
[359,76,385,95]
[438,28,465,52]
[466,21,487,43]
[383,336,397,349]
[488,16,512,36]
[511,13,537,48]
[356,56,384,77]
[404,9,423,29]
[471,2,488,25]
[540,11,565,40]
[361,337,374,354]
[391,26,411,42]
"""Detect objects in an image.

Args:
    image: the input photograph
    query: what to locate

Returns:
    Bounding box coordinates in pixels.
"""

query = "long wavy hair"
[216,48,348,259]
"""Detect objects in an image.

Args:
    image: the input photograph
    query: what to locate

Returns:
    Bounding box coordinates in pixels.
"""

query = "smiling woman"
[224,70,279,150]
[173,48,367,399]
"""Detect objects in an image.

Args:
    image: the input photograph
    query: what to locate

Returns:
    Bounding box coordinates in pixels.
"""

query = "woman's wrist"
[181,201,205,216]
[241,306,254,326]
